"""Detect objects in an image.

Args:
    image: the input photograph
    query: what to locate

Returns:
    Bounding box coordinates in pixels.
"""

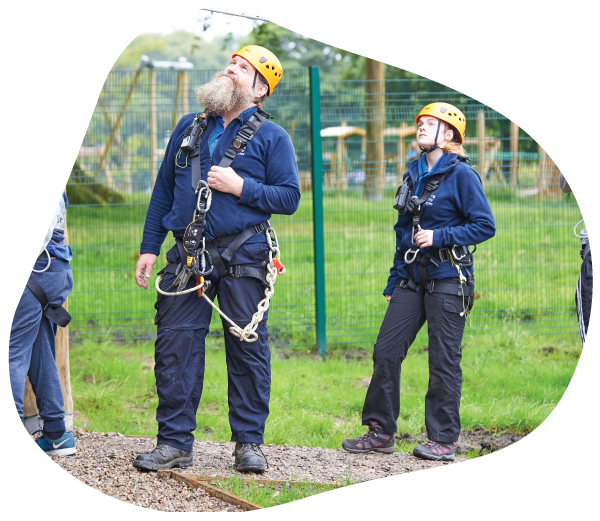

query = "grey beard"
[194,72,256,115]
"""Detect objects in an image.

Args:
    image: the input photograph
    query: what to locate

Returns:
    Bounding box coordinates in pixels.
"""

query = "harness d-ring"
[404,249,419,264]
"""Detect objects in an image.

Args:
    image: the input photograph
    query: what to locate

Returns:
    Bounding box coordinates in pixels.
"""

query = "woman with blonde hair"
[342,102,496,461]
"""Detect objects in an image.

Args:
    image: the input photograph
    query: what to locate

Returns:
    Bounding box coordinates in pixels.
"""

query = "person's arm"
[559,172,572,193]
[237,131,301,215]
[139,123,183,256]
[431,168,496,248]
[136,119,184,288]
[383,249,403,299]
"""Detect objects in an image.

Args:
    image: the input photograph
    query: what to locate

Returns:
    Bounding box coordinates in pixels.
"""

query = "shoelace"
[357,425,380,442]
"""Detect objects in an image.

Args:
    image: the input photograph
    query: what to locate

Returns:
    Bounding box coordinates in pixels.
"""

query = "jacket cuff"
[432,229,444,249]
[238,177,256,206]
[383,278,398,296]
[140,244,161,256]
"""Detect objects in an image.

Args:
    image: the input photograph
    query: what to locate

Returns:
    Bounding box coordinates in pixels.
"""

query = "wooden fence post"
[150,70,158,188]
[22,224,73,434]
[477,110,486,184]
[364,58,385,201]
[510,121,519,184]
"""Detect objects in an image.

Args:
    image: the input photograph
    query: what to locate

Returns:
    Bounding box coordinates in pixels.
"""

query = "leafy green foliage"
[112,31,231,71]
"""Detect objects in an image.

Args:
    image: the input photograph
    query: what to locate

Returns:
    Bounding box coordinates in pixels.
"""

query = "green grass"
[66,184,584,348]
[70,325,581,452]
[212,475,347,508]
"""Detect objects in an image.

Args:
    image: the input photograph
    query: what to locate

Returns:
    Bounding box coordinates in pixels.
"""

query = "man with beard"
[133,46,300,473]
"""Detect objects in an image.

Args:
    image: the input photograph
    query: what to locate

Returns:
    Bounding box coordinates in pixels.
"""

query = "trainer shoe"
[133,444,193,471]
[36,432,77,456]
[413,440,455,461]
[233,442,268,473]
[342,420,396,454]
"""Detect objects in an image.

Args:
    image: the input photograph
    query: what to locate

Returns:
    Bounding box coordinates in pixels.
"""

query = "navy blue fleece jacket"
[383,152,496,295]
[140,107,300,256]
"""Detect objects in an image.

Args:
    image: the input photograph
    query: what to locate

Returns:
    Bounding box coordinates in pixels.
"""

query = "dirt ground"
[399,428,527,456]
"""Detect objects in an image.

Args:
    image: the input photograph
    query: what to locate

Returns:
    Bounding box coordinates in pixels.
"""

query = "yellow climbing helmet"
[232,45,283,96]
[416,102,466,143]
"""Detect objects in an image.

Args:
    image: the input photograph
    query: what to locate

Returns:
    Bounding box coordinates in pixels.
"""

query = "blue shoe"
[35,432,77,456]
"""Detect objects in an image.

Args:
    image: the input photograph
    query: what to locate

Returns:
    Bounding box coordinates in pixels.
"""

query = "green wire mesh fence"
[66,67,583,349]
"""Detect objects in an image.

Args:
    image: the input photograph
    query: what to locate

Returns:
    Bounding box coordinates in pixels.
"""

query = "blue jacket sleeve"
[139,123,181,256]
[432,167,496,248]
[237,131,301,215]
[383,250,403,296]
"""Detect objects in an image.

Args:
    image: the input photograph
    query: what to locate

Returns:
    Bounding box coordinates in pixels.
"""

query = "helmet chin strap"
[420,119,442,154]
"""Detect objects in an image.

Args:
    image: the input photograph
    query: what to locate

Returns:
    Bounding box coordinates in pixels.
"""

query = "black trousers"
[576,250,593,347]
[362,282,469,443]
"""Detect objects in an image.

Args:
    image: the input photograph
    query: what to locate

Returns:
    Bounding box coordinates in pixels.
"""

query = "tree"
[112,31,231,71]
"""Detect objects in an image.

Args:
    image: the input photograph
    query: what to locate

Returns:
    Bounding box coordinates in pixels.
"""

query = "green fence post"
[309,66,327,357]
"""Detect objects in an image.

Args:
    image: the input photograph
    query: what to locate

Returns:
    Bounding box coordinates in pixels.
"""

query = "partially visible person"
[559,172,592,346]
[9,192,75,455]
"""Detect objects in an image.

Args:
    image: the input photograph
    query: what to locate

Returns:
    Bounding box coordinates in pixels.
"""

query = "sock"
[43,430,65,441]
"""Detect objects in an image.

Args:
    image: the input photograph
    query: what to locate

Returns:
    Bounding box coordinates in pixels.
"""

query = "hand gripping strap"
[26,275,72,327]
[191,110,269,190]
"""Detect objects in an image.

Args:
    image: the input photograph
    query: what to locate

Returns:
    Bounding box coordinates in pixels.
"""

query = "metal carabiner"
[452,245,471,262]
[574,219,587,239]
[404,248,419,264]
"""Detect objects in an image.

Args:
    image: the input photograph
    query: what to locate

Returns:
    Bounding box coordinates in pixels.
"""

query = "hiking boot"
[413,440,455,461]
[36,432,77,456]
[132,443,193,471]
[233,442,268,473]
[342,420,396,454]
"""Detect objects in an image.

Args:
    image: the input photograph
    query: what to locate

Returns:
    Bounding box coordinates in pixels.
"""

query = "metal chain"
[155,180,282,342]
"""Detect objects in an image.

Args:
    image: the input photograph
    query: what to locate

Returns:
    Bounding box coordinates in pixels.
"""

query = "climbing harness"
[26,195,73,326]
[574,219,590,260]
[33,197,67,274]
[393,161,475,316]
[154,109,286,342]
[26,275,72,327]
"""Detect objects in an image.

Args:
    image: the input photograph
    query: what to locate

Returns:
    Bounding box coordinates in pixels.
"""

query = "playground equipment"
[320,123,418,189]
[89,55,195,190]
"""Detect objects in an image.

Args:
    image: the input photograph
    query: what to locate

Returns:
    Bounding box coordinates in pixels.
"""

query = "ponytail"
[441,122,467,156]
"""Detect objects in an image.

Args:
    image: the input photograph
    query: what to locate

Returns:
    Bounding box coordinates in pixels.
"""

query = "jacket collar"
[207,105,258,126]
[408,152,459,184]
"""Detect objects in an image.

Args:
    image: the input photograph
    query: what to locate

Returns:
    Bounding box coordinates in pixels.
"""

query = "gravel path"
[178,440,459,484]
[51,430,242,512]
[50,429,462,512]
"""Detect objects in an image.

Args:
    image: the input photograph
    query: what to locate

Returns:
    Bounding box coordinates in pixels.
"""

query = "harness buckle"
[228,265,241,278]
[438,248,450,263]
[253,221,268,234]
[232,137,246,149]
[427,280,435,293]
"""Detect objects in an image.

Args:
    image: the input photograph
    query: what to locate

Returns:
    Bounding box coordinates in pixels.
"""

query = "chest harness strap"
[155,109,286,342]
[26,275,72,327]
